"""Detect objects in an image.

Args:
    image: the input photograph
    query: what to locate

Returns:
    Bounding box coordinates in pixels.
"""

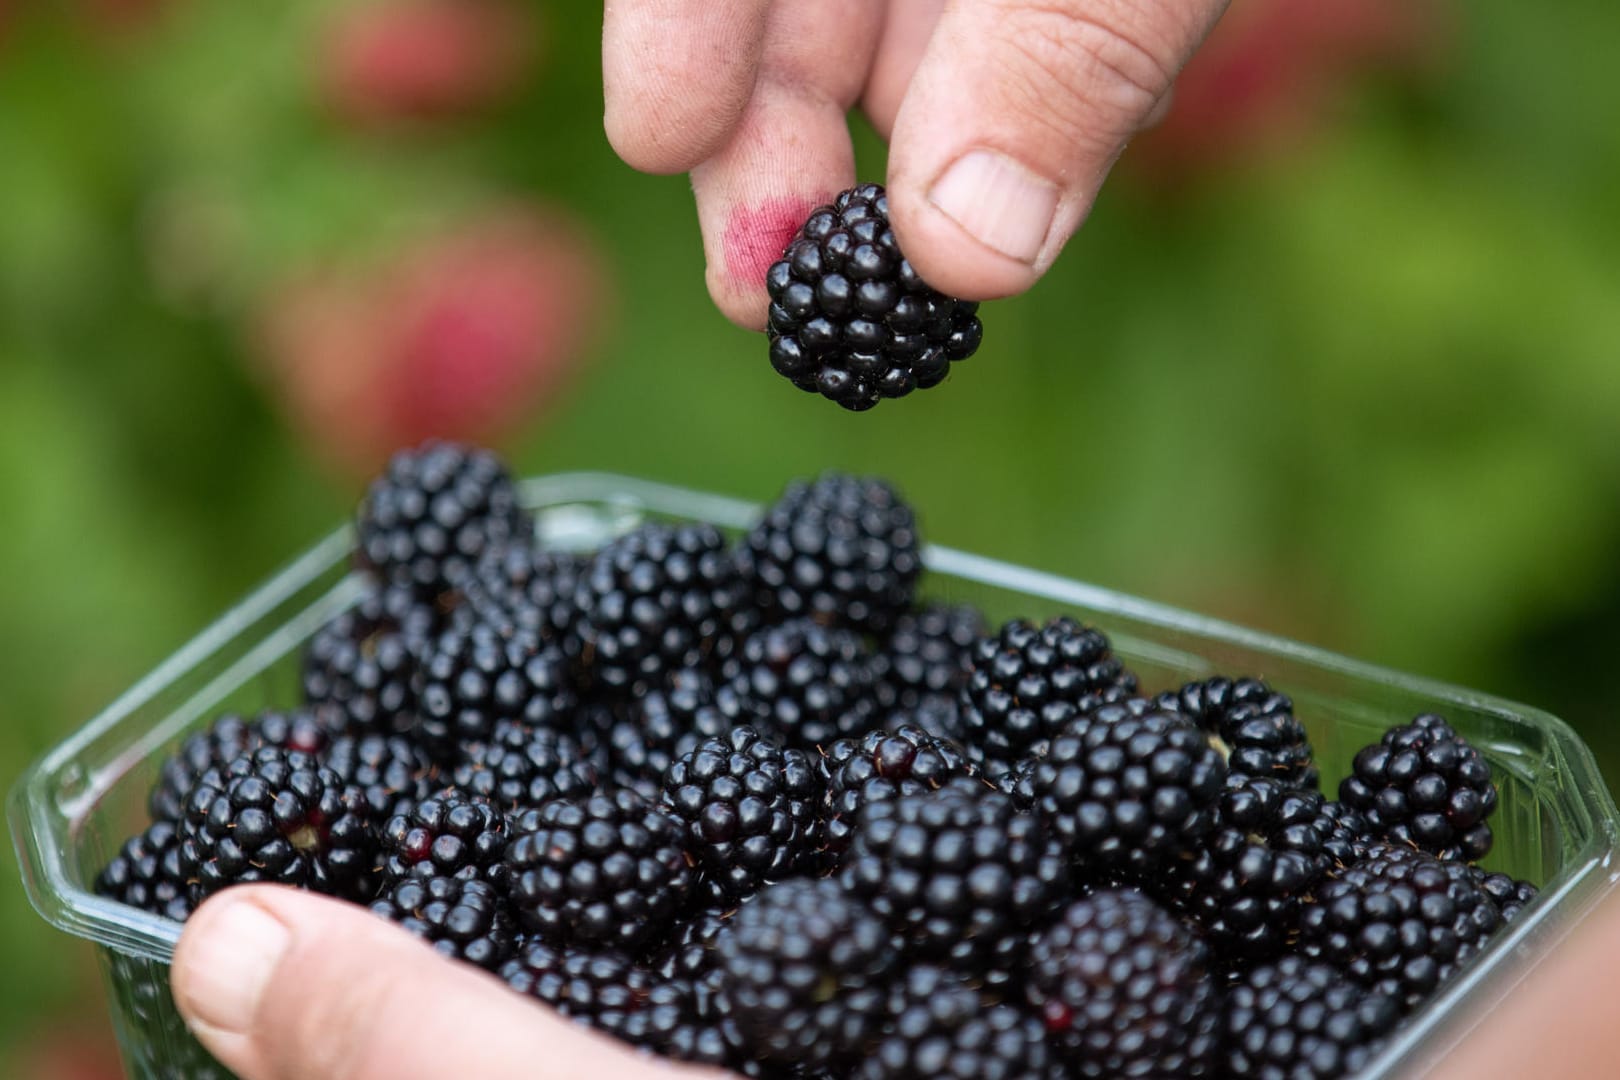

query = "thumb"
[170,886,710,1080]
[885,0,1228,299]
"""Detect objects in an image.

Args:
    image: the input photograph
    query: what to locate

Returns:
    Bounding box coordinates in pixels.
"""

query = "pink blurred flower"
[256,205,606,476]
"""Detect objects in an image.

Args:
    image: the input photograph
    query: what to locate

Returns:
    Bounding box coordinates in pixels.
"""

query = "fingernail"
[928,150,1058,265]
[176,899,289,1035]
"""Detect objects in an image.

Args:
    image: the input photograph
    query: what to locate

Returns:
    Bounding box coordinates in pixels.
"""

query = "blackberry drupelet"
[661,727,828,904]
[857,966,1055,1080]
[820,724,977,857]
[573,522,749,692]
[500,938,656,1042]
[507,789,694,950]
[1155,676,1318,791]
[764,184,983,411]
[1338,713,1497,861]
[449,718,598,811]
[1470,866,1539,922]
[958,616,1137,777]
[323,732,438,820]
[380,789,508,889]
[1026,888,1220,1078]
[370,875,515,970]
[1298,841,1503,1010]
[722,617,880,749]
[737,471,921,634]
[1009,703,1226,879]
[714,877,898,1070]
[302,583,433,736]
[460,541,583,652]
[148,709,336,822]
[414,618,575,761]
[179,746,379,902]
[872,602,987,722]
[1223,955,1401,1080]
[95,820,193,922]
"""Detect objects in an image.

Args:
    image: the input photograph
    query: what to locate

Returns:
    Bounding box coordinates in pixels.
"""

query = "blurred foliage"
[1,0,1618,1071]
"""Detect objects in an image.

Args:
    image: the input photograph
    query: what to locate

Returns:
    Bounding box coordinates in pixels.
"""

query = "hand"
[170,886,724,1080]
[603,0,1228,328]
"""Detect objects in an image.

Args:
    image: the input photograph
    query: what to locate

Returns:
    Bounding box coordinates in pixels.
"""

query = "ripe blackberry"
[356,440,532,598]
[661,727,827,904]
[1026,888,1220,1078]
[507,789,694,950]
[601,668,737,799]
[449,718,598,811]
[179,747,379,902]
[414,618,575,761]
[380,789,508,888]
[148,709,336,822]
[460,541,583,652]
[841,778,1066,976]
[573,521,749,692]
[1470,867,1539,922]
[1155,676,1319,791]
[872,602,986,721]
[1223,955,1401,1080]
[1338,713,1497,861]
[764,184,983,411]
[500,938,656,1042]
[737,472,921,634]
[1009,703,1226,879]
[820,724,977,857]
[1298,841,1503,1010]
[714,877,898,1070]
[722,617,880,749]
[857,967,1055,1080]
[95,820,193,922]
[370,875,515,970]
[958,617,1137,777]
[302,584,434,736]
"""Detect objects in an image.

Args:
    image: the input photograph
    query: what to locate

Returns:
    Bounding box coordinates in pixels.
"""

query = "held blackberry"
[1338,712,1497,861]
[764,183,983,411]
[370,875,516,970]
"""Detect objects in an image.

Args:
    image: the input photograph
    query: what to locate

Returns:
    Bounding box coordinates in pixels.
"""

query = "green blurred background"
[2,0,1617,1073]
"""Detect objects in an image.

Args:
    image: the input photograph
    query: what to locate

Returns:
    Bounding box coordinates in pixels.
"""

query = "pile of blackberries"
[97,441,1533,1079]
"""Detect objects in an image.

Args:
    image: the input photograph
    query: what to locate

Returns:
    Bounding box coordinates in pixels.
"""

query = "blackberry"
[1026,888,1220,1078]
[1318,800,1377,867]
[872,602,987,721]
[323,732,438,820]
[380,790,508,888]
[356,440,532,598]
[857,967,1055,1080]
[1223,955,1401,1080]
[737,471,921,633]
[661,727,827,904]
[500,938,657,1042]
[1338,713,1497,861]
[722,617,880,749]
[95,820,193,922]
[148,709,336,823]
[449,718,598,811]
[460,541,583,652]
[714,877,898,1070]
[841,777,1066,976]
[764,183,983,411]
[573,521,749,692]
[179,747,379,902]
[507,789,694,950]
[1298,841,1503,1010]
[1470,867,1538,922]
[301,583,433,736]
[413,619,575,761]
[820,725,977,857]
[1009,703,1226,879]
[958,617,1137,776]
[1155,676,1318,791]
[597,668,737,799]
[370,875,515,970]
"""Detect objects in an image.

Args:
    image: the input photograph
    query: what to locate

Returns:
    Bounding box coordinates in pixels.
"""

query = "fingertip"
[603,101,741,177]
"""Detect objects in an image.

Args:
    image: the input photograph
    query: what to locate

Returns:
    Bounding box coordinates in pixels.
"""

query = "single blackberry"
[323,732,438,820]
[1155,676,1319,791]
[413,619,576,761]
[1298,841,1503,1010]
[1470,867,1538,922]
[302,583,434,736]
[737,472,921,634]
[857,967,1055,1080]
[661,727,827,904]
[356,440,532,598]
[148,709,337,823]
[459,541,583,652]
[820,725,977,857]
[370,875,515,970]
[958,617,1138,777]
[872,602,987,721]
[1318,800,1377,867]
[714,877,898,1070]
[572,521,749,692]
[1223,955,1401,1080]
[380,789,508,888]
[95,820,193,922]
[1009,703,1226,879]
[449,718,598,811]
[600,668,737,799]
[722,617,880,749]
[764,184,983,411]
[1338,713,1497,861]
[500,938,656,1043]
[507,789,694,950]
[179,747,379,902]
[1026,888,1220,1078]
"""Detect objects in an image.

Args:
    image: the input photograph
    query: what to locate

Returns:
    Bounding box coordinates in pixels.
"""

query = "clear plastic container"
[10,472,1620,1079]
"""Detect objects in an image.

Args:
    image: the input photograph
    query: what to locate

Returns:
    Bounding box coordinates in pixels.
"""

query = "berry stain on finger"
[723,197,820,288]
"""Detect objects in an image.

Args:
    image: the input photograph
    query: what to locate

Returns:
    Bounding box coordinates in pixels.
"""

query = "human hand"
[170,885,724,1080]
[603,0,1228,329]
